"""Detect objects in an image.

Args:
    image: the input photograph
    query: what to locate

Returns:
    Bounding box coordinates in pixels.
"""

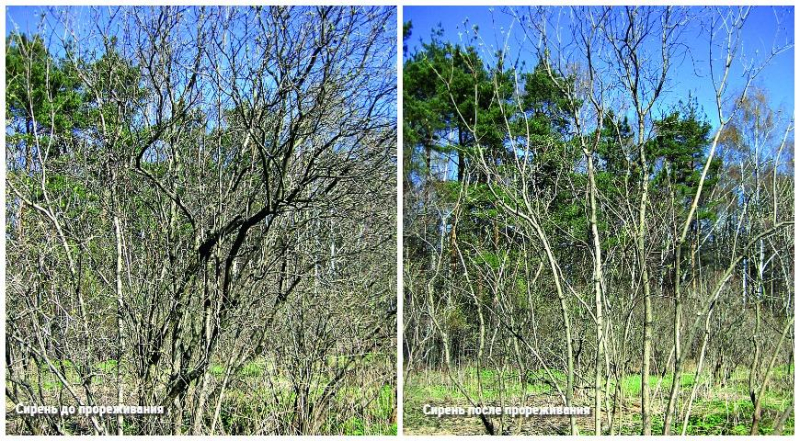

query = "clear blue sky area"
[405,6,794,126]
[6,6,41,34]
[6,6,83,39]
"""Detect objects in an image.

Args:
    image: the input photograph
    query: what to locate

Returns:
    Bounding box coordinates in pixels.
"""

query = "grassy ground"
[6,357,396,435]
[404,364,794,435]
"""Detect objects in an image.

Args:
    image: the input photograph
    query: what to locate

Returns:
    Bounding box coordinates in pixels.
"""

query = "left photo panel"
[5,5,397,435]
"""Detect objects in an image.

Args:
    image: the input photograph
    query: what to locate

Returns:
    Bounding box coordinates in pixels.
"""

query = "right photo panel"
[402,5,794,436]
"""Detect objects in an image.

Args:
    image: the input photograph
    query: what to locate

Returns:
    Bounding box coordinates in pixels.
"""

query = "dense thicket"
[6,6,396,435]
[403,6,793,435]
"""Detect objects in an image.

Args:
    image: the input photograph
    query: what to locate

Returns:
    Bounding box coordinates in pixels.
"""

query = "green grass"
[614,372,701,396]
[95,359,118,373]
[343,417,367,435]
[13,355,395,436]
[530,368,567,382]
[404,365,794,436]
[209,364,225,376]
[377,384,395,416]
[239,361,264,377]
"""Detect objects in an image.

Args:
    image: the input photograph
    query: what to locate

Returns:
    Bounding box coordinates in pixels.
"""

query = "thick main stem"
[637,124,654,436]
[586,150,605,435]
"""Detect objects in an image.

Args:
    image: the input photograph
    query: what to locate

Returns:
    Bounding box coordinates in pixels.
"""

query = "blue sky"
[6,6,40,34]
[404,6,794,127]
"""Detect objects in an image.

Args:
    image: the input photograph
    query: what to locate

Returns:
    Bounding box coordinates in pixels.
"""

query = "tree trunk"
[586,149,605,435]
